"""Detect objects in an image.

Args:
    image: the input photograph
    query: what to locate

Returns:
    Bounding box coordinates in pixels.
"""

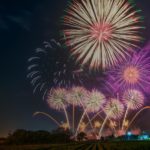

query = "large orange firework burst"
[63,0,143,70]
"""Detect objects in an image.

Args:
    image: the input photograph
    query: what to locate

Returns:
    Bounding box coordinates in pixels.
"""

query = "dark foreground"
[1,141,150,150]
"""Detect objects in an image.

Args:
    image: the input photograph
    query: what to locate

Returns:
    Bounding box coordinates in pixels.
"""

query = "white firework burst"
[105,98,124,119]
[84,90,106,113]
[63,0,143,70]
[66,86,88,106]
[123,89,144,110]
[47,88,68,111]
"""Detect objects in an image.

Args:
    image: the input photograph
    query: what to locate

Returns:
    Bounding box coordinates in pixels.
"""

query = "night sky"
[1,0,150,137]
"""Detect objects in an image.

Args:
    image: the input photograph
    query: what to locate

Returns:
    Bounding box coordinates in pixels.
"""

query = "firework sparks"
[105,98,124,119]
[84,90,106,113]
[66,86,88,106]
[123,89,144,110]
[47,88,67,111]
[63,0,142,70]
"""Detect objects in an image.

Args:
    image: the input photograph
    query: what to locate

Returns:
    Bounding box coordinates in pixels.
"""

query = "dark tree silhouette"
[5,128,72,145]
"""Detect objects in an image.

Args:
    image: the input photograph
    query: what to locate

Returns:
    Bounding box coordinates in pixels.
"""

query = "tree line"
[5,127,73,145]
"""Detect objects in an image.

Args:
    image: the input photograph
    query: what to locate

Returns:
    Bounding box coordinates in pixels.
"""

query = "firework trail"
[98,98,124,138]
[63,0,143,70]
[47,88,71,129]
[122,89,144,130]
[27,39,85,100]
[33,112,61,127]
[66,86,88,132]
[75,89,106,136]
[46,87,95,136]
[85,110,104,128]
[127,106,150,131]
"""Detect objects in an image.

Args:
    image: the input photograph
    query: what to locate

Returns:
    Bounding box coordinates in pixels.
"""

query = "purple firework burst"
[106,49,150,94]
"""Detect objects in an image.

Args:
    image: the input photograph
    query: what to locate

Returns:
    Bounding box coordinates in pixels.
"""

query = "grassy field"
[1,141,150,150]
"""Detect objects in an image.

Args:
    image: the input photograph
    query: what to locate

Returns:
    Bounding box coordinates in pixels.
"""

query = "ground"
[1,141,150,150]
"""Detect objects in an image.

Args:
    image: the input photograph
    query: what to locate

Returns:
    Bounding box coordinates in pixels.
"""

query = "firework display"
[33,85,149,138]
[28,0,150,140]
[63,0,142,70]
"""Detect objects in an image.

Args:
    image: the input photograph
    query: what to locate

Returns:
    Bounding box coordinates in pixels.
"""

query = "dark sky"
[1,0,150,137]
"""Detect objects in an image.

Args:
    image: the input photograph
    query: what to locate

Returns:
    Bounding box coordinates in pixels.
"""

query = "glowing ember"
[94,121,101,128]
[79,122,86,132]
[61,122,69,130]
